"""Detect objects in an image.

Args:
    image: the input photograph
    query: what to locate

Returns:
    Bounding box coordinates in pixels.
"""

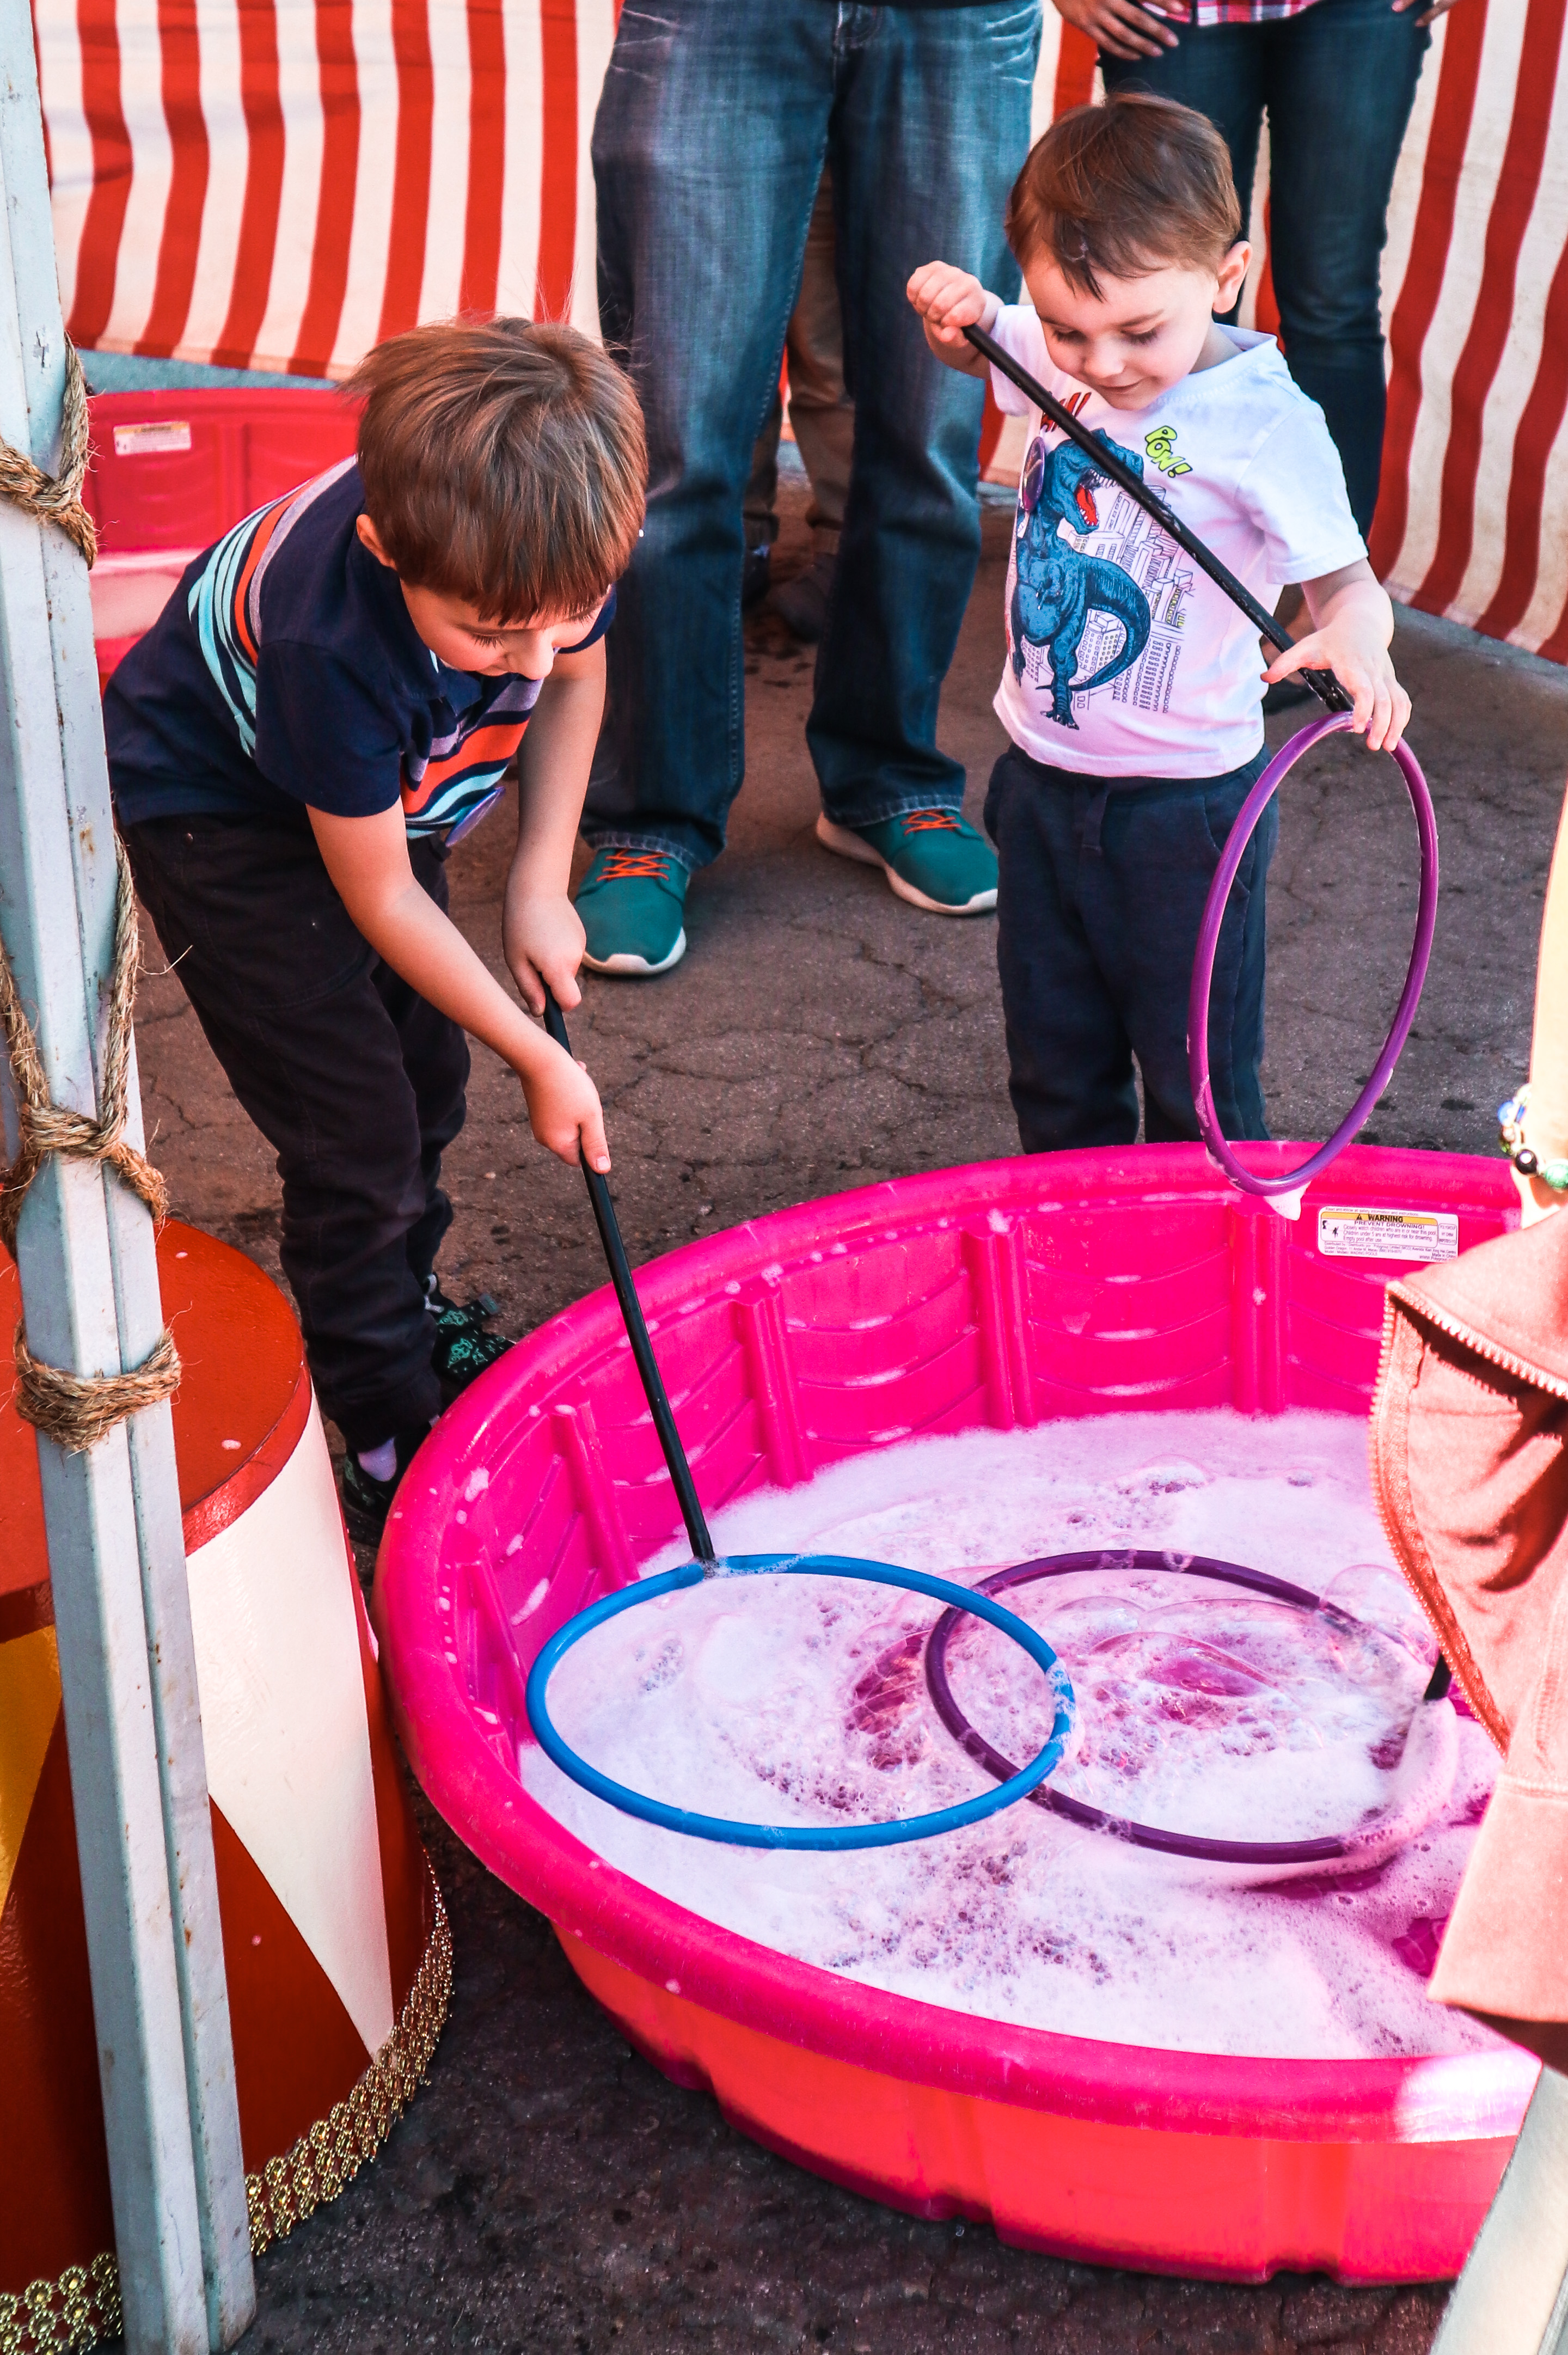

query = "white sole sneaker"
[814,814,997,916]
[580,928,688,978]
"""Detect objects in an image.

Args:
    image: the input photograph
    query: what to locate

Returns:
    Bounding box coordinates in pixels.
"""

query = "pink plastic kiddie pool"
[375,1142,1536,2284]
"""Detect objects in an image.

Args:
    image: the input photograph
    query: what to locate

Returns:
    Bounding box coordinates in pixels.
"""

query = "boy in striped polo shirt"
[109,319,645,1537]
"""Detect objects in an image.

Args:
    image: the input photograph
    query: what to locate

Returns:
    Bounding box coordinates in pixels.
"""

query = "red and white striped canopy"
[33,0,1568,660]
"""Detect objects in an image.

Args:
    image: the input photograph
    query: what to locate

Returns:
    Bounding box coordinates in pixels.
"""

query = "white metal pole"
[0,12,254,2350]
[1431,2065,1568,2355]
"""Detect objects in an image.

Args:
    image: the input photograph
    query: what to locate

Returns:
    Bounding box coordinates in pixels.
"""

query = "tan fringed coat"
[1370,1208,1568,2065]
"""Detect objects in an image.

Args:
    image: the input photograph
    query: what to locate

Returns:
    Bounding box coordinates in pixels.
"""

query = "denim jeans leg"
[1100,31,1266,322]
[1264,0,1431,538]
[585,0,836,868]
[808,1,1041,830]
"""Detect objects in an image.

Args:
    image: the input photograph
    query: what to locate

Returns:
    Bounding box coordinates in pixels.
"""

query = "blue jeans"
[586,0,1042,871]
[1102,0,1431,539]
[984,746,1276,1153]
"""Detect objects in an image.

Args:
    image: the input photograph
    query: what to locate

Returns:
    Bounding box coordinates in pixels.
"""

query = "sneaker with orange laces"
[815,808,997,915]
[575,845,689,976]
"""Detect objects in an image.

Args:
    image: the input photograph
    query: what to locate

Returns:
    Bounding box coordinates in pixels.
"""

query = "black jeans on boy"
[122,812,468,1452]
[984,745,1276,1155]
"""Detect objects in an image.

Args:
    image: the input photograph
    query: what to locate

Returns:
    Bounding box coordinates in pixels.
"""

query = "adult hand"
[1391,0,1468,19]
[1514,1164,1568,1227]
[1051,0,1180,59]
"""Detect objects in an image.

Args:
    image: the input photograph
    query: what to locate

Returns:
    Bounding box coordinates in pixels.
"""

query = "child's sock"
[357,1435,399,1483]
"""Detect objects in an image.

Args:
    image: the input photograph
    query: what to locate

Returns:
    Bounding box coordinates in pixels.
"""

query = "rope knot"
[2,836,180,1449]
[0,337,97,570]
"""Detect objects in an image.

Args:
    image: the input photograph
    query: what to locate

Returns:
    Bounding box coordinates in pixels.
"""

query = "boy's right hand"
[505,888,586,1017]
[523,1038,611,1175]
[906,264,998,369]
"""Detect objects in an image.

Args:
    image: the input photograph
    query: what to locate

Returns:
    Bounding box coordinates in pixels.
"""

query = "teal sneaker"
[575,846,689,976]
[816,809,997,915]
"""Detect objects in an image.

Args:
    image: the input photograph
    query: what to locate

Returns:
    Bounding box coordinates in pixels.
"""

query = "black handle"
[963,321,1353,717]
[542,986,716,1566]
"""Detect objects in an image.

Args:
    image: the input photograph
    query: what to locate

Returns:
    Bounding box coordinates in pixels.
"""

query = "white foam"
[517,1410,1501,2060]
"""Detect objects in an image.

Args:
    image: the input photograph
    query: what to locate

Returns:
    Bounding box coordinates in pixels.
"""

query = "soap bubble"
[1318,1564,1438,1668]
[1142,1595,1302,1683]
[1087,1630,1270,1699]
[1038,1594,1148,1650]
[1115,1458,1210,1496]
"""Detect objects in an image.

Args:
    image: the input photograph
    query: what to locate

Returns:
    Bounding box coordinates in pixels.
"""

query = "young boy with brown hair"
[909,94,1410,1157]
[108,318,645,1534]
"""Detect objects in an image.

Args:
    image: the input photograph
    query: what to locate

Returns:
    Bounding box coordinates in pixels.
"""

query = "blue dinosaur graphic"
[1011,429,1153,729]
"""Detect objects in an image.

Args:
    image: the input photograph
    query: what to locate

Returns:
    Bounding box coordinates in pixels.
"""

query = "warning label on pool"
[1316,1207,1459,1262]
[113,419,192,456]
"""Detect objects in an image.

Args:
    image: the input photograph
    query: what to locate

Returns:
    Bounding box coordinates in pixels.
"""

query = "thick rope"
[13,1320,182,1453]
[0,337,97,568]
[1,837,180,1451]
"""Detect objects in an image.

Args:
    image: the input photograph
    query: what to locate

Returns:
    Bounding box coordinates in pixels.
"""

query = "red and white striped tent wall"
[32,0,1568,660]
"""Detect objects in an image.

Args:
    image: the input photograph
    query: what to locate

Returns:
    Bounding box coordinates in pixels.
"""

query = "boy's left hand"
[1271,562,1411,755]
[505,890,586,1014]
[1263,627,1410,754]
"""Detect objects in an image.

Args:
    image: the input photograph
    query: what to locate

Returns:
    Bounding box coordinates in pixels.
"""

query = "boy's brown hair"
[346,317,646,622]
[1006,95,1242,298]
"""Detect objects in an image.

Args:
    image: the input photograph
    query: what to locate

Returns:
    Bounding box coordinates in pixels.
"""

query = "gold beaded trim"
[246,1879,453,2253]
[0,1879,452,2354]
[0,2258,119,2355]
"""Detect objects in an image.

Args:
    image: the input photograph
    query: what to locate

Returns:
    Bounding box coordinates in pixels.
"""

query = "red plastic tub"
[374,1142,1536,2284]
[84,388,356,684]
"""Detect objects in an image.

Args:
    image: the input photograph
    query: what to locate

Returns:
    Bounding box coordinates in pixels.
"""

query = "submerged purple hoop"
[924,1549,1430,1868]
[1188,712,1439,1200]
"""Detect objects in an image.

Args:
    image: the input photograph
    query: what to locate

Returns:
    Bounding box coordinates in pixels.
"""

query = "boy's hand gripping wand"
[526,986,1078,1851]
[541,984,716,1568]
[963,320,1439,1214]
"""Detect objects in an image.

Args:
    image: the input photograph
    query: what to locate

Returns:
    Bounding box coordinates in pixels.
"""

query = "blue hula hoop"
[525,1552,1076,1851]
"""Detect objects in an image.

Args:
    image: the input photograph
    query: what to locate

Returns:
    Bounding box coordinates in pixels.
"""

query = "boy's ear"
[1214,240,1252,315]
[355,512,398,570]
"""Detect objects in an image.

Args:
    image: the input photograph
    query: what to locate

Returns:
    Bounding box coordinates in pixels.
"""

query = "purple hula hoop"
[1187,712,1440,1198]
[924,1549,1408,1867]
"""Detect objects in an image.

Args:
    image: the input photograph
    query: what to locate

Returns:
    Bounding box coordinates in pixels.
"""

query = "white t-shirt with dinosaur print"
[986,308,1366,780]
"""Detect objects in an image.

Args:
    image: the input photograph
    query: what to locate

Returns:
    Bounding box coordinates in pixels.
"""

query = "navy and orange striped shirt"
[106,460,614,843]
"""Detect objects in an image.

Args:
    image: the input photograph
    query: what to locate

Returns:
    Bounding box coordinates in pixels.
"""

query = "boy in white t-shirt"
[908,94,1410,1153]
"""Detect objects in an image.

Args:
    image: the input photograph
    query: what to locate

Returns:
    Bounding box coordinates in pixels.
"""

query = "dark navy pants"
[123,812,467,1451]
[983,744,1277,1155]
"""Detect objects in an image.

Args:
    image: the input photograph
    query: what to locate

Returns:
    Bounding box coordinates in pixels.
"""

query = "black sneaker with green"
[424,1275,513,1405]
[340,1423,432,1545]
[339,1282,513,1542]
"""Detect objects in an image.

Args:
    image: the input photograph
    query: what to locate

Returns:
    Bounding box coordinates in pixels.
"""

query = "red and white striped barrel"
[0,1224,449,2350]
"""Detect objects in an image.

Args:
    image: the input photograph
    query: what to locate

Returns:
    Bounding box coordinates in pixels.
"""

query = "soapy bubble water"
[522,1408,1499,2060]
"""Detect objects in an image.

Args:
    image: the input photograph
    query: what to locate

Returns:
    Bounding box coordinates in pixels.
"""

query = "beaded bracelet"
[1499,1087,1568,1188]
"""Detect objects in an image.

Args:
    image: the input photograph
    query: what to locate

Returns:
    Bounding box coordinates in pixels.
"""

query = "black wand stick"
[963,320,1352,717]
[541,984,716,1567]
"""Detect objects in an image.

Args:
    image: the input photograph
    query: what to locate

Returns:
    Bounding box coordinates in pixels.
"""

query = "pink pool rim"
[375,1142,1536,2285]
